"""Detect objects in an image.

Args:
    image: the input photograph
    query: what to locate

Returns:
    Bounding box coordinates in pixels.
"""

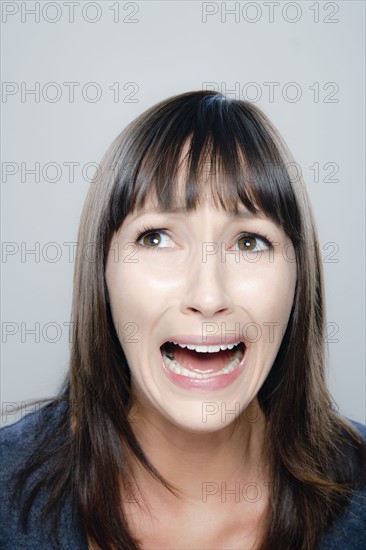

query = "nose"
[180,251,234,318]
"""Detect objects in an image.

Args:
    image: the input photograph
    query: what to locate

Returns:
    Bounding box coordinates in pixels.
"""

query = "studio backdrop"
[1,0,365,424]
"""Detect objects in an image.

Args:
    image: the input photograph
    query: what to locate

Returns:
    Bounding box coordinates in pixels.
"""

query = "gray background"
[1,1,365,425]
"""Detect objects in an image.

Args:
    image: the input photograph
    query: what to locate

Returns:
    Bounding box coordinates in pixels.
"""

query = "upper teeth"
[168,341,241,353]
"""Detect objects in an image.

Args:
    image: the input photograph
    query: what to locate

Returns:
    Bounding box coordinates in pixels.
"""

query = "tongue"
[172,346,235,374]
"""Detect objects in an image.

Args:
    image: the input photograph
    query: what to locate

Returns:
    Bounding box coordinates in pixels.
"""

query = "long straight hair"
[12,91,366,549]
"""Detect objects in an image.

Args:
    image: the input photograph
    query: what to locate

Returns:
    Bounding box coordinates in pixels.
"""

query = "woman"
[1,90,365,549]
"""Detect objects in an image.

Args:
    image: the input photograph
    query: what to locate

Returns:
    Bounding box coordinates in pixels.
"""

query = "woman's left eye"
[235,233,272,252]
[137,229,173,249]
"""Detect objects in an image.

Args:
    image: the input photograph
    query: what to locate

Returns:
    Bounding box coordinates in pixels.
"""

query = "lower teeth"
[162,349,242,379]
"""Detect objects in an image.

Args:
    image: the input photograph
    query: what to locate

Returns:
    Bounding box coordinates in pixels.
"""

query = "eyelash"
[133,225,275,251]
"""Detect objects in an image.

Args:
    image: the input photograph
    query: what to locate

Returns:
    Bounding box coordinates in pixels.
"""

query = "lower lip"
[160,347,248,392]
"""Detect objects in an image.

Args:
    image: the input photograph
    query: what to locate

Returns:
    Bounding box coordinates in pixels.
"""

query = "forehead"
[125,188,264,225]
[129,148,260,219]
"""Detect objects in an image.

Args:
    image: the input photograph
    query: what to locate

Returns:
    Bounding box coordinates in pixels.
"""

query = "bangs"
[109,92,302,242]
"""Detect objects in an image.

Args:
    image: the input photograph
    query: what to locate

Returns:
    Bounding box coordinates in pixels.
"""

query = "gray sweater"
[1,402,365,549]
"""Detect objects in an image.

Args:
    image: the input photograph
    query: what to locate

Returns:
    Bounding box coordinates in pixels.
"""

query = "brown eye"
[238,235,258,251]
[141,232,161,247]
[137,229,174,249]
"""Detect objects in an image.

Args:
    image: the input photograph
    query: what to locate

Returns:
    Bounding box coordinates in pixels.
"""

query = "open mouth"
[160,341,246,379]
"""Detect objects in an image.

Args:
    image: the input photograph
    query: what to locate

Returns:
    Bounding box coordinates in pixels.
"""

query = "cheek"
[105,260,181,351]
[107,260,178,310]
[106,264,144,326]
[105,264,148,362]
[264,266,296,315]
[235,259,297,326]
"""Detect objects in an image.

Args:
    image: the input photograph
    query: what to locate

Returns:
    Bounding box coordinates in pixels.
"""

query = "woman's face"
[105,185,297,433]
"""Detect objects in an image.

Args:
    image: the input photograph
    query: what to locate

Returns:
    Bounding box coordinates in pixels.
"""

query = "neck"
[125,395,269,507]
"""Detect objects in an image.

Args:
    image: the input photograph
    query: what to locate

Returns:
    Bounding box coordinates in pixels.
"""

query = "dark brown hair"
[12,90,366,549]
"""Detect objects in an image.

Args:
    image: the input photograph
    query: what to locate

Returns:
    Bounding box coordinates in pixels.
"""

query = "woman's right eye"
[137,230,174,249]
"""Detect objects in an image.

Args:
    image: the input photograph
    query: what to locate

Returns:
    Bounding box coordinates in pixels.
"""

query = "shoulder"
[0,399,67,471]
[0,399,87,549]
[347,417,366,441]
[318,416,366,550]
